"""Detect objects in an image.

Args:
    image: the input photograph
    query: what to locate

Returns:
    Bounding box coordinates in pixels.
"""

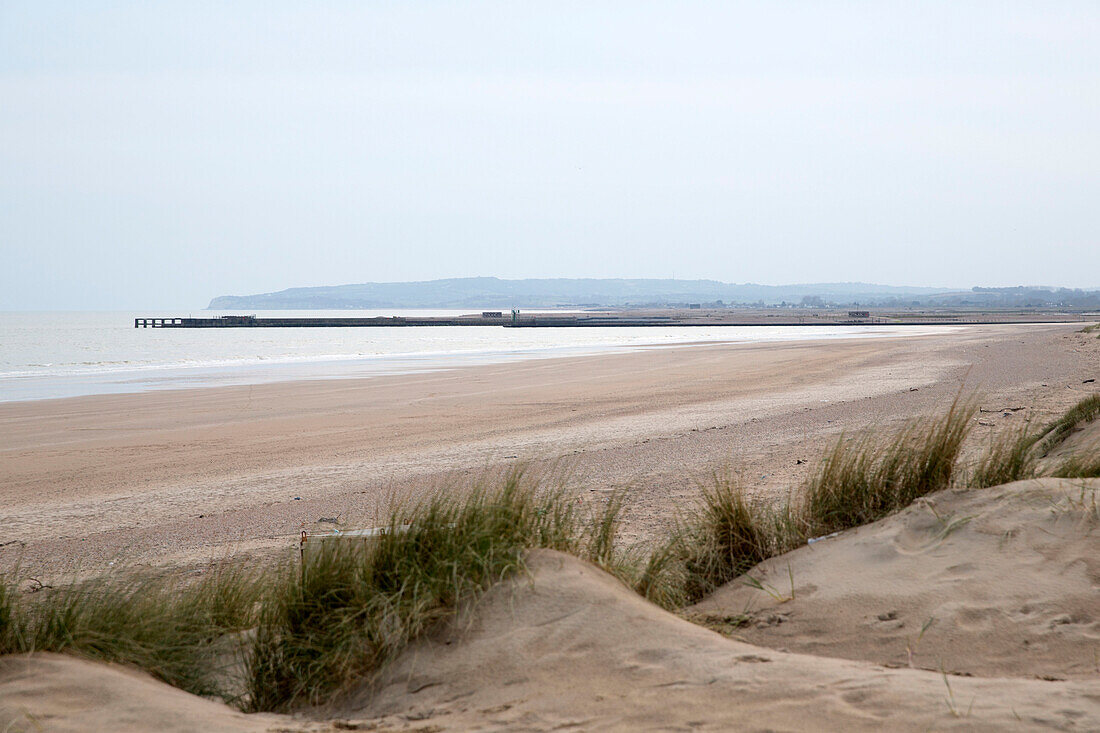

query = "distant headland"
[208,277,1100,310]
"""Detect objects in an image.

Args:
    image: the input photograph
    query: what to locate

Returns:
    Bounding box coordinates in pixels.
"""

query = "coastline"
[0,321,958,403]
[1,323,1096,579]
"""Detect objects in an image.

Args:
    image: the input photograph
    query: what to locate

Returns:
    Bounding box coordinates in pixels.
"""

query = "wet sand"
[1,323,1096,578]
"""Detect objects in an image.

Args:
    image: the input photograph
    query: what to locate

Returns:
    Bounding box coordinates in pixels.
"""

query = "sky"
[1,2,1098,310]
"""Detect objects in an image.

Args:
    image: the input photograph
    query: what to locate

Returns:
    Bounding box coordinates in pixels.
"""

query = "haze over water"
[0,311,956,402]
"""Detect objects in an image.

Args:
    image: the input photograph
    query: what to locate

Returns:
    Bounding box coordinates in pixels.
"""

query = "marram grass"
[2,397,1098,712]
[1036,393,1100,455]
[969,421,1039,489]
[800,396,975,535]
[0,563,263,702]
[245,471,583,711]
[1051,450,1100,479]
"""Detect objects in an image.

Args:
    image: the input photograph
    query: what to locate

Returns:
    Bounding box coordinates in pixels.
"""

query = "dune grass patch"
[1036,393,1100,455]
[587,474,803,609]
[800,397,974,535]
[245,471,585,711]
[0,563,263,701]
[1050,450,1100,479]
[969,422,1039,488]
[2,397,1099,712]
[665,475,800,605]
[0,472,595,710]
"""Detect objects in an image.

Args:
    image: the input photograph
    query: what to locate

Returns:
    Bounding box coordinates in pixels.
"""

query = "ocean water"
[0,311,957,403]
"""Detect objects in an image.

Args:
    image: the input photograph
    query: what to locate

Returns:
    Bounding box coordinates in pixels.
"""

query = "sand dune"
[346,478,1100,730]
[0,654,280,733]
[5,478,1097,731]
[691,477,1100,680]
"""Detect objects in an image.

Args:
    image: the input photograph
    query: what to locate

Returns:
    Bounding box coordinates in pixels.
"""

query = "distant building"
[848,310,870,318]
[688,303,702,309]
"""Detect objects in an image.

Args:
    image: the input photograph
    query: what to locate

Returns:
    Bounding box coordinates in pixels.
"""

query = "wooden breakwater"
[136,313,1085,329]
[134,315,681,328]
[135,315,505,328]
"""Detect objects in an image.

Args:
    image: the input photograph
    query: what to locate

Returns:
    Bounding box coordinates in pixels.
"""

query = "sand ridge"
[6,500,1097,732]
[0,654,282,733]
[690,477,1100,680]
[348,537,1100,731]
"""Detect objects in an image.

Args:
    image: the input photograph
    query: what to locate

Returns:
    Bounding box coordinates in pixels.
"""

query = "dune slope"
[692,477,1100,680]
[344,546,1100,731]
[0,654,280,733]
[3,479,1098,732]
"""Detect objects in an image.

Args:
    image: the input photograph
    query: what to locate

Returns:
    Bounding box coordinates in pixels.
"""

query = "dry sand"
[1,323,1098,732]
[2,323,1098,580]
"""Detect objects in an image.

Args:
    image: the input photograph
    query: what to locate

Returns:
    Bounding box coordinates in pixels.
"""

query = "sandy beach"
[2,321,1099,731]
[2,322,1096,579]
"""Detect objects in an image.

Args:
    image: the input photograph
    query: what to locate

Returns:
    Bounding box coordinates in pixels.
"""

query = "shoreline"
[1,323,1096,580]
[1,323,960,404]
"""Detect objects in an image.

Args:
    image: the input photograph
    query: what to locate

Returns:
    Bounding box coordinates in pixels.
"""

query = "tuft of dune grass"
[801,397,975,535]
[0,583,12,651]
[0,563,263,701]
[245,470,584,711]
[1036,393,1100,455]
[618,474,803,609]
[586,488,627,569]
[1050,448,1100,478]
[671,474,798,605]
[969,421,1039,489]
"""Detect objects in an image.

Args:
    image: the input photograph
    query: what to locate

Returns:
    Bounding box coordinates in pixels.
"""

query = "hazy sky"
[2,2,1098,309]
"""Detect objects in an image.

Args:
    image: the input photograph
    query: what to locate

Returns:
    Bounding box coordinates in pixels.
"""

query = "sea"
[0,310,957,403]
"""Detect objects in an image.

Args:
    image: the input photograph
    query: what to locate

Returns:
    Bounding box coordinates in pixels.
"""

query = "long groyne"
[135,314,1087,329]
[134,315,497,328]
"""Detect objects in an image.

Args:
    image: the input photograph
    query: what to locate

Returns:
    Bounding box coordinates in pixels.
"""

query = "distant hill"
[926,286,1100,308]
[208,278,954,310]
